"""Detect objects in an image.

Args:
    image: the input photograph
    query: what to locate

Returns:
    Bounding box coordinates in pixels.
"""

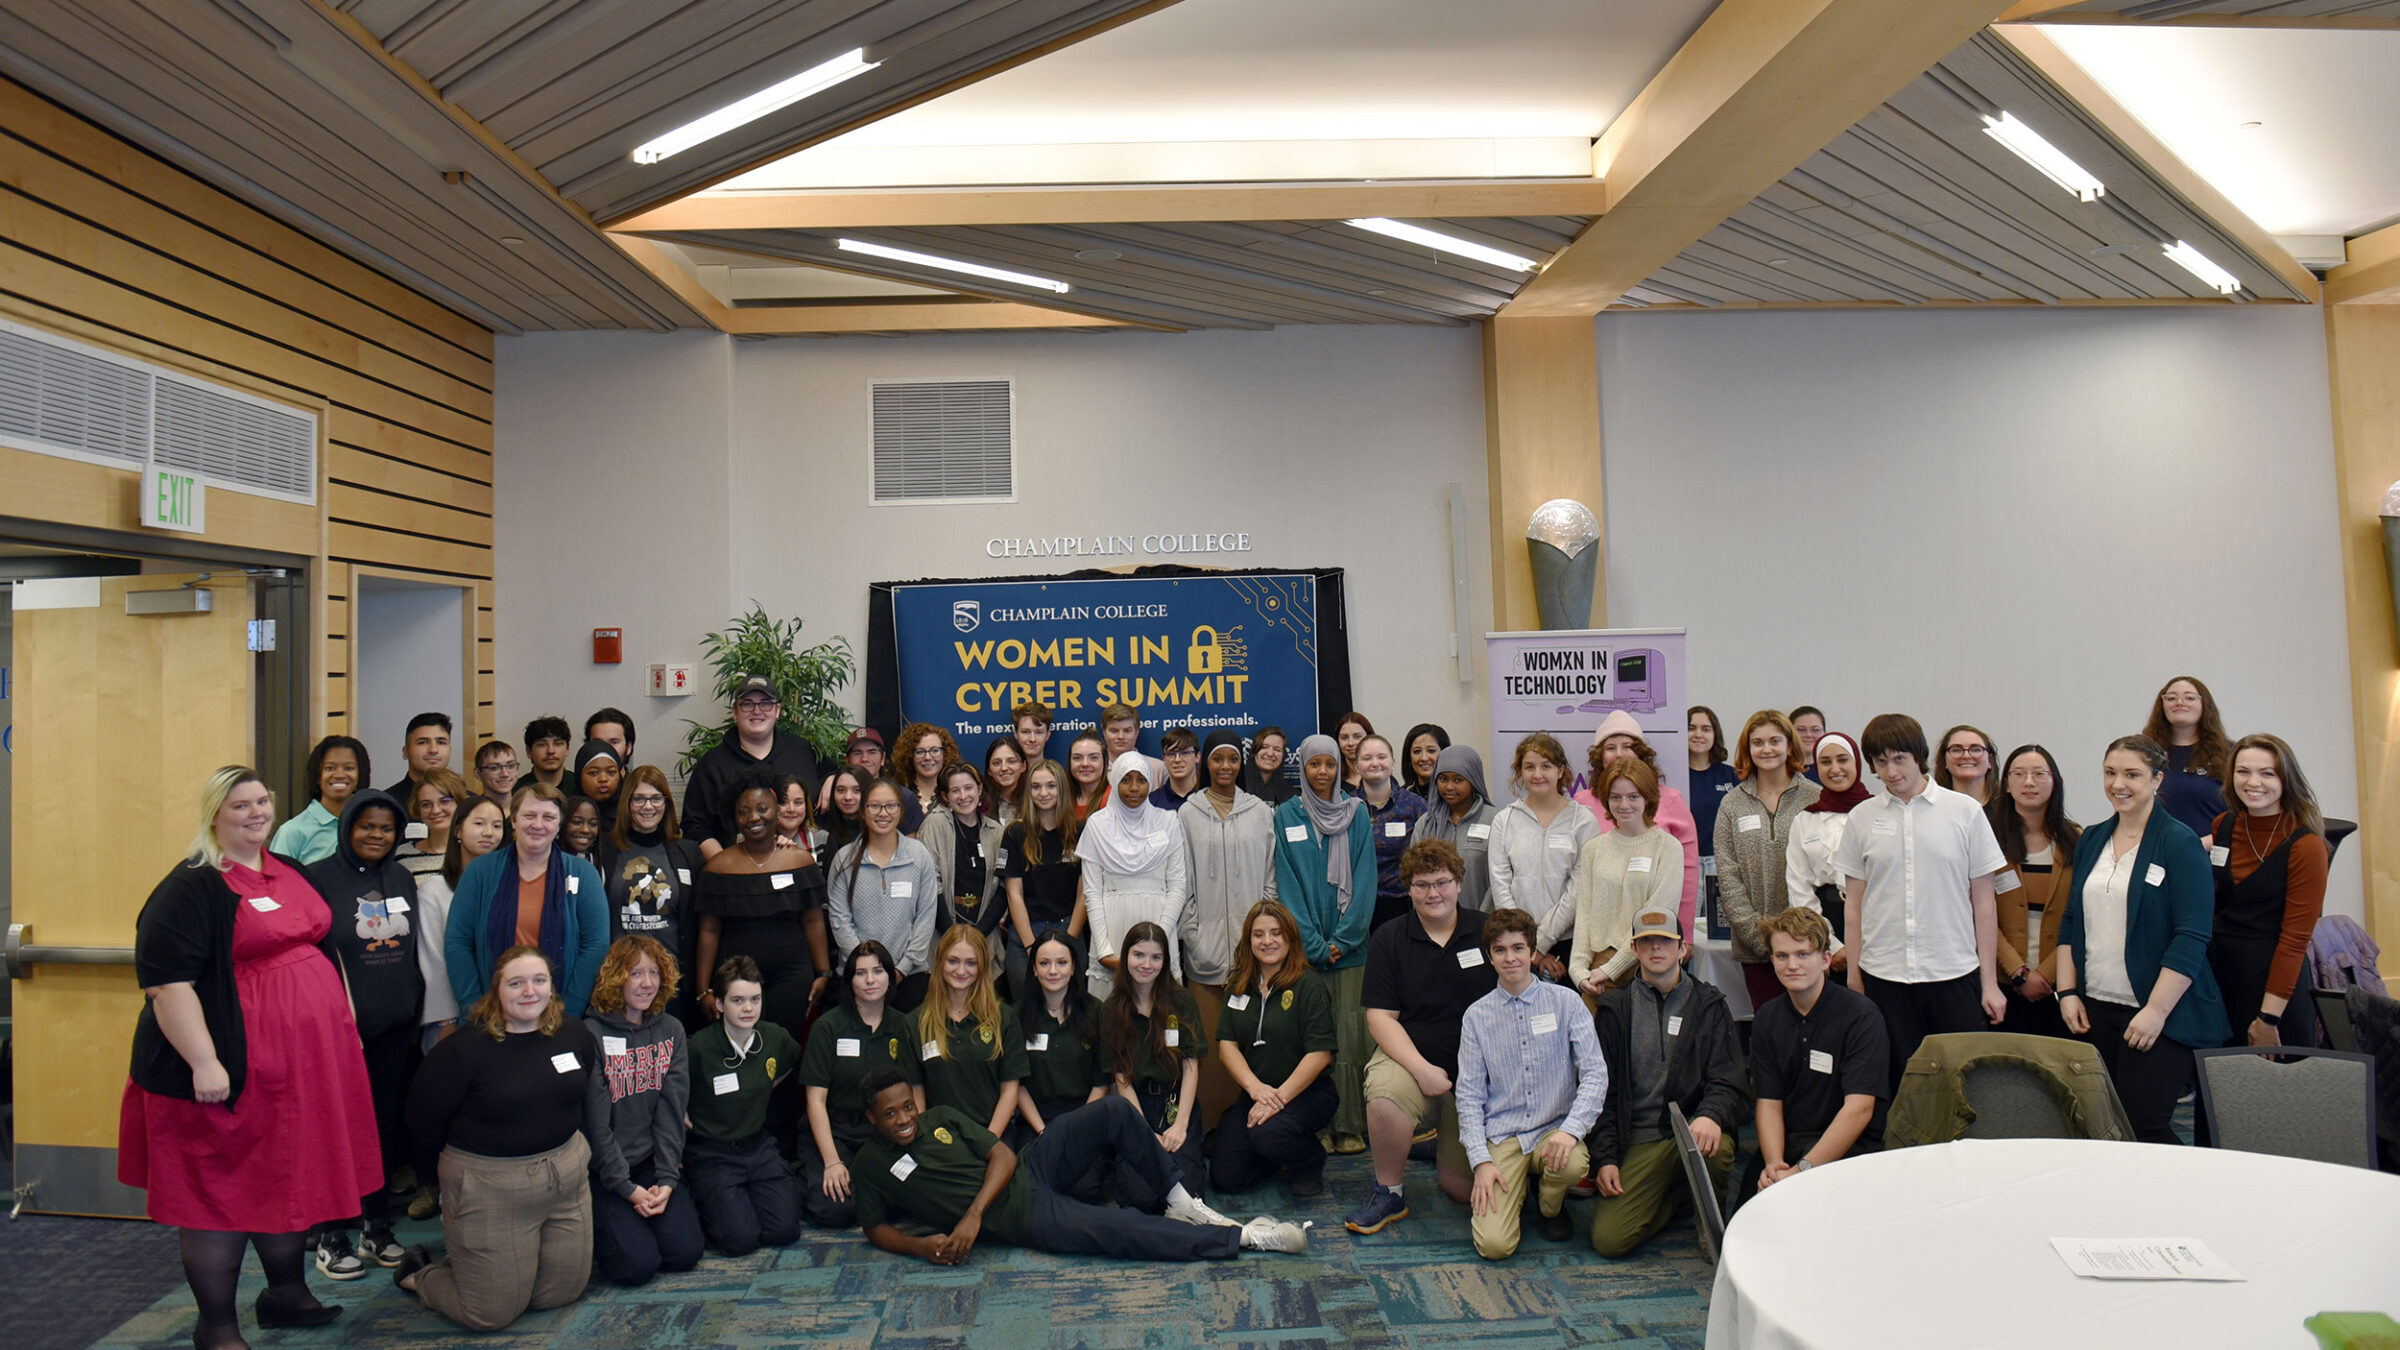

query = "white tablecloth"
[1707,1139,2400,1349]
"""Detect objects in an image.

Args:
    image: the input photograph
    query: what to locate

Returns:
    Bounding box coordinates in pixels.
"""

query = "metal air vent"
[870,379,1013,504]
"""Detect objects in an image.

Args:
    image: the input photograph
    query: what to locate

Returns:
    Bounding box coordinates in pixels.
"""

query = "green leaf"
[677,602,856,775]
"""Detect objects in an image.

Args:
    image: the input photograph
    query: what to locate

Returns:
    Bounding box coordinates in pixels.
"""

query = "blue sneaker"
[1343,1186,1409,1235]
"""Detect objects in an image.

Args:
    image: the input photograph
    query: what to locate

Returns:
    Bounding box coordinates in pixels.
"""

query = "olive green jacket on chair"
[1885,1031,2134,1148]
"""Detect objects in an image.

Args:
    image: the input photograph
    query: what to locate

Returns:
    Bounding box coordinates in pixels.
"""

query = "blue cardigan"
[1271,796,1378,971]
[2060,811,2230,1050]
[442,847,609,1017]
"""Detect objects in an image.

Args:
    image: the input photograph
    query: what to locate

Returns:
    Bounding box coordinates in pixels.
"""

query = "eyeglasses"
[1407,876,1460,894]
[866,803,903,815]
[914,747,945,760]
[735,698,779,712]
[1164,748,1198,760]
[630,792,668,806]
[1946,745,1989,759]
[481,759,517,773]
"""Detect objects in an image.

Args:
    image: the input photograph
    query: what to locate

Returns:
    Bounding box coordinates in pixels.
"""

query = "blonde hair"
[916,924,1005,1062]
[187,766,267,869]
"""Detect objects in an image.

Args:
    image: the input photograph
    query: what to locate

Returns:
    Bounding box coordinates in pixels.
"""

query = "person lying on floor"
[849,1069,1309,1264]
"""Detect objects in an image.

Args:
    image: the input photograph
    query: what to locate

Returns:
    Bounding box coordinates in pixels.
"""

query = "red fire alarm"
[592,628,622,664]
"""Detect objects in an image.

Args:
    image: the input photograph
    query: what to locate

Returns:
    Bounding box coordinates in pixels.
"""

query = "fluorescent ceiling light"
[1346,218,1541,272]
[1982,113,2106,203]
[836,238,1071,293]
[2162,240,2241,295]
[634,48,878,165]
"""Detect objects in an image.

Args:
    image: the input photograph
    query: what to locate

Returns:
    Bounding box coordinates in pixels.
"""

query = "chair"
[1959,1061,2075,1139]
[2193,1047,2377,1170]
[2315,988,2359,1052]
[1667,1101,1726,1265]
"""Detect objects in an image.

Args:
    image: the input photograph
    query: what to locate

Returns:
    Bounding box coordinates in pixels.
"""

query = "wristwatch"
[2257,1010,2282,1028]
[2007,966,2029,990]
[2055,989,2081,1003]
[1792,1159,1814,1173]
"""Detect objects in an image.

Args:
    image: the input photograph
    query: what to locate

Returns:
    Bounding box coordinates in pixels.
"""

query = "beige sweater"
[1570,826,1685,988]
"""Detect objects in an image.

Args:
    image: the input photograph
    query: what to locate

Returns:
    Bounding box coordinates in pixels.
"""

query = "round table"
[1707,1139,2400,1349]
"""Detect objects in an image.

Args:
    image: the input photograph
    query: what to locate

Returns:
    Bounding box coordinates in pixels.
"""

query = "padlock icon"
[1188,626,1224,674]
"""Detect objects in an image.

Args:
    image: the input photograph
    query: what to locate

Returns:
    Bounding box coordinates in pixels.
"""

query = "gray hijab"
[1296,733,1361,914]
[1433,744,1489,808]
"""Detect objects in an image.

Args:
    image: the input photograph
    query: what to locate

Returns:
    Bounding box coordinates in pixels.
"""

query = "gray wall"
[1595,303,2360,917]
[354,576,466,784]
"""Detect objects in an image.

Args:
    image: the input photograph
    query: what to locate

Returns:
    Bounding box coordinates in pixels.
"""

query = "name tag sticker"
[1164,1029,1180,1047]
[677,868,693,885]
[770,872,793,890]
[602,1036,627,1056]
[566,875,580,895]
[921,1040,941,1061]
[1457,949,1485,969]
[550,1053,580,1074]
[712,1072,739,1095]
[385,896,411,913]
[1667,1015,1684,1037]
[2145,864,2167,887]
[1738,815,1763,834]
[1385,821,1406,838]
[890,1155,918,1181]
[1225,995,1252,1011]
[1627,856,1653,874]
[1530,1012,1558,1035]
[1549,837,1574,851]
[247,896,280,912]
[1285,825,1308,843]
[2208,845,2230,867]
[1871,818,1897,837]
[1994,869,2022,894]
[890,880,915,899]
[1029,1033,1050,1051]
[836,1038,861,1058]
[405,822,429,841]
[1466,823,1492,840]
[996,850,1010,870]
[1810,1049,1835,1074]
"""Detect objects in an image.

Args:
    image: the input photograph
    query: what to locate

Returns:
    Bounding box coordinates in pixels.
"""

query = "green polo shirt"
[852,1106,1033,1246]
[1122,988,1204,1087]
[1022,1002,1102,1107]
[685,1020,800,1143]
[801,1002,922,1125]
[1216,970,1336,1088]
[918,1004,1030,1126]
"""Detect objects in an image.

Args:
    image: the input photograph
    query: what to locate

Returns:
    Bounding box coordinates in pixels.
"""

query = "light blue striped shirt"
[1454,977,1608,1168]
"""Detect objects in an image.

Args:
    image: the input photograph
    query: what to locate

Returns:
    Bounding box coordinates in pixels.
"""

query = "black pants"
[2082,998,2196,1146]
[1020,1098,1241,1261]
[1862,970,1987,1084]
[1209,1079,1336,1191]
[590,1157,704,1285]
[335,1019,420,1229]
[684,1131,800,1256]
[796,1126,864,1229]
[1005,1098,1106,1202]
[2000,987,2069,1040]
[1119,1079,1204,1208]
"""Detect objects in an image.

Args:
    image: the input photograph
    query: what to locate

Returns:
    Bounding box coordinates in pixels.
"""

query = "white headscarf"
[1079,752,1180,875]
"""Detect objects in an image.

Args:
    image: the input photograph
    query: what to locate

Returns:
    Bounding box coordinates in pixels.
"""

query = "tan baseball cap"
[1630,906,1681,943]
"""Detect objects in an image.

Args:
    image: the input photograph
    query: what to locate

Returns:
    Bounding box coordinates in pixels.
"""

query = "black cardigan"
[127,857,279,1106]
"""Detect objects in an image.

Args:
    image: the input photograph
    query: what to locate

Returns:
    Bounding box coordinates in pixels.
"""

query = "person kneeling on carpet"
[851,1070,1310,1264]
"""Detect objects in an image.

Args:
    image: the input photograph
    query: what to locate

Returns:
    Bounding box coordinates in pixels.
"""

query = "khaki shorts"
[1363,1050,1471,1177]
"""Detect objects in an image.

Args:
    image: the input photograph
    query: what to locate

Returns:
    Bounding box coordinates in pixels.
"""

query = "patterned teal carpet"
[88,1153,1718,1349]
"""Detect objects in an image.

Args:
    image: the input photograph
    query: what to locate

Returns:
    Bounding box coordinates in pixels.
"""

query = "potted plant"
[678,603,855,776]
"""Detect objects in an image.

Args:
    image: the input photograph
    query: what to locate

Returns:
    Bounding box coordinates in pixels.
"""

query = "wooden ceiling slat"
[882,223,1379,326]
[1063,224,1469,323]
[1172,221,1522,308]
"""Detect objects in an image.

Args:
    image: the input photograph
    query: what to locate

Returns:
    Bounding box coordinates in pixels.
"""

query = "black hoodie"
[305,789,426,1040]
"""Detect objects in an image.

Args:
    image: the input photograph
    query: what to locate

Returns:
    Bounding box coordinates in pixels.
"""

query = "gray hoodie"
[1412,745,1499,912]
[1177,787,1280,985]
[582,1007,690,1200]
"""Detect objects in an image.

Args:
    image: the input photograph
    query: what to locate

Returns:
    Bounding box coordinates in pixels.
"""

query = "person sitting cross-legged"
[1456,907,1608,1259]
[849,1070,1309,1264]
[1743,907,1889,1202]
[1589,904,1747,1258]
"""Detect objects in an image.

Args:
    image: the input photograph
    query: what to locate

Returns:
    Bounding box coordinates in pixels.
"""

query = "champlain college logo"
[952,600,981,633]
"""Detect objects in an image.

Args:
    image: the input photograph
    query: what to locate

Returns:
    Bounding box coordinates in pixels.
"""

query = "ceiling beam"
[607,233,1148,334]
[1995,24,2320,304]
[612,179,1610,233]
[1501,0,2018,318]
[1999,2,2400,28]
[2327,222,2400,306]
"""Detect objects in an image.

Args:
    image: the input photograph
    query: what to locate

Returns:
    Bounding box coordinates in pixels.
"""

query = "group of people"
[120,673,2331,1345]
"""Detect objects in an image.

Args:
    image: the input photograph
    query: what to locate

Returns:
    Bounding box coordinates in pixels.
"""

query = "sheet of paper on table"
[2048,1237,2245,1282]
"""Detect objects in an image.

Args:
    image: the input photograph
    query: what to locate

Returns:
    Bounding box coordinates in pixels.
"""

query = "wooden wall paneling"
[2327,303,2400,971]
[1484,315,1605,632]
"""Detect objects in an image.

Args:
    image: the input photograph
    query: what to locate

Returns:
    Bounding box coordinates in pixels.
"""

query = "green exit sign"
[141,464,206,533]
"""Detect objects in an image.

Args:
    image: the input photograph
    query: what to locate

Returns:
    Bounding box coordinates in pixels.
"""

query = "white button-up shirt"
[1833,782,2004,983]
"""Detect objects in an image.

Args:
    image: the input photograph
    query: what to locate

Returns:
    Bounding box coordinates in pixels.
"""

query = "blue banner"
[892,574,1323,763]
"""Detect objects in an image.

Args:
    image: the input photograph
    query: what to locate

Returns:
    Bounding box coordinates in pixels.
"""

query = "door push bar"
[4,923,135,980]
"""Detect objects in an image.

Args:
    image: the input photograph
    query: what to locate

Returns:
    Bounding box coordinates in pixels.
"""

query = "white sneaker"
[1165,1192,1240,1228]
[313,1229,367,1280]
[1239,1216,1310,1254]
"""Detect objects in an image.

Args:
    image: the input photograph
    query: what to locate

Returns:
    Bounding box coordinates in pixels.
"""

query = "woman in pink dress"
[120,766,383,1349]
